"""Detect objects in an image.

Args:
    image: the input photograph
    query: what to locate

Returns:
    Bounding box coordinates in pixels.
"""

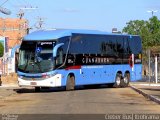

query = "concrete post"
[155,55,158,84]
[148,49,151,83]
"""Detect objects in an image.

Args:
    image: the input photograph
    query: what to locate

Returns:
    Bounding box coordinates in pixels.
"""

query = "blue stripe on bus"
[58,64,142,86]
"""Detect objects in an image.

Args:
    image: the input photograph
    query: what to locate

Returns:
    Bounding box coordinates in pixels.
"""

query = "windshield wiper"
[33,55,43,73]
[23,53,42,73]
[23,54,29,72]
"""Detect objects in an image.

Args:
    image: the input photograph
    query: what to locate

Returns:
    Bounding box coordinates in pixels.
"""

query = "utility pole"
[147,10,158,17]
[17,6,38,34]
[35,16,46,29]
[155,55,158,83]
[147,10,159,84]
[148,49,151,84]
[17,9,24,19]
[17,6,38,19]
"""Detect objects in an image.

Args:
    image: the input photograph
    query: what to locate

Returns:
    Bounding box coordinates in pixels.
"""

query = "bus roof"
[23,29,138,41]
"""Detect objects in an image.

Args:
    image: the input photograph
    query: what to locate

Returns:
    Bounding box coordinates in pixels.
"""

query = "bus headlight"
[19,76,23,79]
[42,73,55,79]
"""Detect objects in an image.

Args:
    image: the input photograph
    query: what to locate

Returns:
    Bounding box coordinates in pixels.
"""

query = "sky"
[1,0,160,32]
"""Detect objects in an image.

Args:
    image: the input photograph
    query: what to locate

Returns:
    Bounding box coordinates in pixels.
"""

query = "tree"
[122,16,160,49]
[123,20,146,35]
[0,42,4,57]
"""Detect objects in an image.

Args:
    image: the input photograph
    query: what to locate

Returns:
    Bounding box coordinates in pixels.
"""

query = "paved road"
[0,86,160,115]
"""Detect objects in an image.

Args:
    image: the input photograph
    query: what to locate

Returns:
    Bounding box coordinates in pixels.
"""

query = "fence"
[143,49,160,83]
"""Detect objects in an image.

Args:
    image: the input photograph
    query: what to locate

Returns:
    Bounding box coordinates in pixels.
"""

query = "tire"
[121,73,130,87]
[66,75,75,91]
[113,74,121,88]
[35,87,41,92]
[41,87,50,89]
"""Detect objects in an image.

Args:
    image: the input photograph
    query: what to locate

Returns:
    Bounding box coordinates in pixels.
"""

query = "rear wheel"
[121,73,130,87]
[113,74,121,88]
[66,75,75,91]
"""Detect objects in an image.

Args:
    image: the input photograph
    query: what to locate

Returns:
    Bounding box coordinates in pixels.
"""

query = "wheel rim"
[116,77,121,85]
[124,77,128,84]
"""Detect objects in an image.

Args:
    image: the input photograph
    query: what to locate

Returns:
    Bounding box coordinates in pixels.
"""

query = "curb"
[130,85,160,105]
[0,84,19,88]
[137,84,160,87]
[130,83,160,87]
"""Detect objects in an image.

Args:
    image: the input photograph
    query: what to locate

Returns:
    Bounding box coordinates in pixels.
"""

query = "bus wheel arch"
[35,87,41,92]
[66,73,75,91]
[121,71,130,87]
[113,71,122,88]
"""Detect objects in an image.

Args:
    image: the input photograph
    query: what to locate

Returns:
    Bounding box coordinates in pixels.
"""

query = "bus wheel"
[66,75,75,91]
[121,73,130,87]
[35,87,41,92]
[113,74,121,88]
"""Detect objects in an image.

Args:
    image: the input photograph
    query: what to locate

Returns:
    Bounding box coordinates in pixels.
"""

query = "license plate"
[30,82,37,85]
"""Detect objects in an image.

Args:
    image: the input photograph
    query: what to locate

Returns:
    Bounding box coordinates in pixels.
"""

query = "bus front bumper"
[18,74,62,87]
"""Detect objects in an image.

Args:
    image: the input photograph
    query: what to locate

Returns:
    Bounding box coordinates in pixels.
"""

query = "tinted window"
[129,36,142,54]
[70,34,105,54]
[58,36,70,53]
[116,36,124,54]
[123,37,130,54]
[100,35,118,57]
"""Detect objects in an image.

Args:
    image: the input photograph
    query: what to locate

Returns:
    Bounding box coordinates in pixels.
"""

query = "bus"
[16,29,142,91]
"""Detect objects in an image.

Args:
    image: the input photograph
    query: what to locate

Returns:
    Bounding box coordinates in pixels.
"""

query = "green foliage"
[123,16,160,49]
[0,42,4,57]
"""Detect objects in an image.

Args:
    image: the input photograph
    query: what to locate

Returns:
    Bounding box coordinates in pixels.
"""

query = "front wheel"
[66,75,75,91]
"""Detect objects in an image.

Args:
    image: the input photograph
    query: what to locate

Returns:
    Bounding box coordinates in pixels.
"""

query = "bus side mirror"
[11,45,20,58]
[53,43,64,58]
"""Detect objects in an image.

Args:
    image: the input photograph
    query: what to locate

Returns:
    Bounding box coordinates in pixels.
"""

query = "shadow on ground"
[13,84,115,94]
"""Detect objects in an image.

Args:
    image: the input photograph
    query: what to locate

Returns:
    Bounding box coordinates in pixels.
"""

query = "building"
[0,18,28,49]
[0,18,28,75]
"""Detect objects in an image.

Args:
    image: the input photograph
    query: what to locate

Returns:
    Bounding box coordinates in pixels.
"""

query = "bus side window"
[117,36,124,55]
[123,37,130,54]
[56,47,63,66]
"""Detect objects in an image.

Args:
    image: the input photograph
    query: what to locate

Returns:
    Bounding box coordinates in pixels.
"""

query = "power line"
[0,0,11,15]
[35,16,46,29]
[20,6,38,10]
[17,6,38,19]
[0,0,9,7]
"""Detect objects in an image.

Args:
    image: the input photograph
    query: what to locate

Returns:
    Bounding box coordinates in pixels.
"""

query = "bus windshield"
[18,41,56,73]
